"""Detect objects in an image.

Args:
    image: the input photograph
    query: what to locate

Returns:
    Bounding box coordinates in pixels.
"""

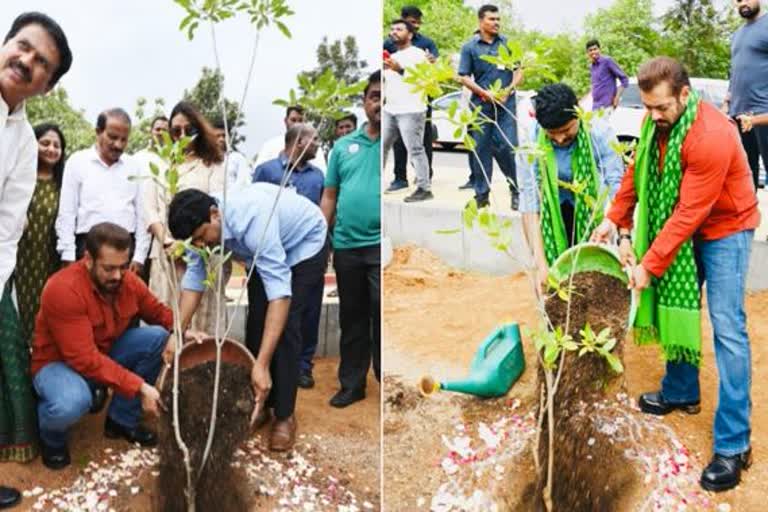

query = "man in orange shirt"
[31,223,179,470]
[592,57,759,492]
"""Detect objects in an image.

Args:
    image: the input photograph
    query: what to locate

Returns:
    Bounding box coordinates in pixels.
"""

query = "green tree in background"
[383,0,476,57]
[300,36,368,85]
[183,67,245,148]
[26,88,94,153]
[659,0,738,79]
[298,36,368,145]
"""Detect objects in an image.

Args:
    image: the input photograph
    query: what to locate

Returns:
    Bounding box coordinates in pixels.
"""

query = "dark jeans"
[393,104,434,182]
[333,245,381,392]
[34,326,168,448]
[299,270,325,374]
[469,98,518,201]
[246,247,326,419]
[561,201,575,246]
[735,118,768,190]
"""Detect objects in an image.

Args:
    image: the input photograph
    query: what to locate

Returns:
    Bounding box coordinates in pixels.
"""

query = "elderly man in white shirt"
[0,11,72,508]
[56,108,150,274]
[254,105,327,173]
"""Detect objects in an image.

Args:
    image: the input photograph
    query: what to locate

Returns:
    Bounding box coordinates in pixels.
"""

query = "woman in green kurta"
[0,124,65,462]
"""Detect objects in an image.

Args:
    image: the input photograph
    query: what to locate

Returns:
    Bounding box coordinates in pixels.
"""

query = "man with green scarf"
[519,83,624,290]
[592,57,760,492]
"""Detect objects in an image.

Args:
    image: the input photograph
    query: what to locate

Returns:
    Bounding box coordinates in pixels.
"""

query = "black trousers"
[246,247,326,419]
[561,201,575,247]
[393,104,434,182]
[735,118,768,190]
[333,245,381,392]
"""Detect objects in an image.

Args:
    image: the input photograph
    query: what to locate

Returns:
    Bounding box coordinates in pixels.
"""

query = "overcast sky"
[5,0,728,157]
[4,0,381,158]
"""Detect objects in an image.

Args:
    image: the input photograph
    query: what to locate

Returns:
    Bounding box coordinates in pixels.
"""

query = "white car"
[430,89,536,151]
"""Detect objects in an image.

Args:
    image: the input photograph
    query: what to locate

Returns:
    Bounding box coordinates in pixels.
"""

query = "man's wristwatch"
[618,233,632,244]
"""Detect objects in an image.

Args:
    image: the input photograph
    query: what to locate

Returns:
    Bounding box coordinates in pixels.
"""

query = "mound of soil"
[157,361,254,512]
[533,270,634,511]
[384,375,420,412]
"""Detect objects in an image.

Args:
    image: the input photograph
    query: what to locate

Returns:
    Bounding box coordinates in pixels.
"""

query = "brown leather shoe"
[269,415,296,452]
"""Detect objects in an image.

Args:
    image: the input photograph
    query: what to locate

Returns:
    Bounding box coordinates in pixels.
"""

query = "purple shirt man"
[587,40,629,110]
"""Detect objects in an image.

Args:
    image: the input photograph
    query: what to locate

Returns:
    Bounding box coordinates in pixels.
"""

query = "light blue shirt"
[518,120,625,213]
[181,183,327,300]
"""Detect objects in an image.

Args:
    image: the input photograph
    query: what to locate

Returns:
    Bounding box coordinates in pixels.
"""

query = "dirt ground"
[0,357,380,511]
[384,245,768,511]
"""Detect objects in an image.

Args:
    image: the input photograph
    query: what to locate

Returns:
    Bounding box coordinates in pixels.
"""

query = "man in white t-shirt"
[254,105,327,172]
[383,18,431,202]
[212,119,254,186]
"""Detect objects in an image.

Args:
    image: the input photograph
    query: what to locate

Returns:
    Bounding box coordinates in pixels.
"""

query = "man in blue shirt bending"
[168,184,327,452]
[253,123,326,389]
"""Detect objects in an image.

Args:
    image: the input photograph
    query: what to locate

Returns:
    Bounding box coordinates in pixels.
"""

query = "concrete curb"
[383,200,768,291]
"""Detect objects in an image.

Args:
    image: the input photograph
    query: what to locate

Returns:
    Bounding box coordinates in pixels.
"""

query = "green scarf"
[539,122,602,265]
[633,91,702,366]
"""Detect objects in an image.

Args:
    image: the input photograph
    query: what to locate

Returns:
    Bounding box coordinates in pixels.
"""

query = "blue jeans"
[661,230,753,456]
[33,326,168,448]
[299,276,324,373]
[469,97,518,201]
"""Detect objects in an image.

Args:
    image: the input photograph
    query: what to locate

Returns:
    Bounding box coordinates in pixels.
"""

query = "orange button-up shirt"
[607,100,760,277]
[31,261,174,398]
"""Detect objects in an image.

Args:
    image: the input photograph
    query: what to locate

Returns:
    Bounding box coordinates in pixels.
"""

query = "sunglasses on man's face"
[171,125,199,139]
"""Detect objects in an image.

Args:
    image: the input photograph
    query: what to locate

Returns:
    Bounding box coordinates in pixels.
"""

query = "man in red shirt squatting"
[31,222,187,470]
[592,57,759,492]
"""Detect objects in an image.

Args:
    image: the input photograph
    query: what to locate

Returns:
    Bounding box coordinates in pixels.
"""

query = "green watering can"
[419,322,525,398]
[548,242,637,327]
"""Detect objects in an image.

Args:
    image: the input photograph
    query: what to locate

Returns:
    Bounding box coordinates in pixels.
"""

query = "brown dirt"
[544,270,632,342]
[384,245,768,511]
[157,361,253,511]
[536,271,634,511]
[0,357,380,511]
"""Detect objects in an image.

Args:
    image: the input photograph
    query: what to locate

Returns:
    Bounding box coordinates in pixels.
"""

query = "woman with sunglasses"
[143,101,230,333]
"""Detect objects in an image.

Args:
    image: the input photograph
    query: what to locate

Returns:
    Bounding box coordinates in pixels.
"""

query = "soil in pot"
[531,270,635,511]
[157,360,254,511]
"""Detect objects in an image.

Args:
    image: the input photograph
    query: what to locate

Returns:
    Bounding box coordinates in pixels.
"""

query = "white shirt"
[0,97,37,291]
[254,134,327,172]
[132,147,166,180]
[224,150,253,187]
[384,45,428,115]
[55,146,150,263]
[142,158,226,258]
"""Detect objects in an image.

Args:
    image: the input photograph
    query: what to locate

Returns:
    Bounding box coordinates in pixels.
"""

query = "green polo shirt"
[325,124,381,249]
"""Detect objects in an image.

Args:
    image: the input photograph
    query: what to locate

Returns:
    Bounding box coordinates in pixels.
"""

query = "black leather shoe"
[458,180,474,190]
[329,388,365,408]
[404,188,434,203]
[638,391,700,415]
[41,440,71,470]
[0,486,21,509]
[700,449,752,492]
[104,417,158,447]
[298,371,315,389]
[89,385,108,414]
[471,197,490,209]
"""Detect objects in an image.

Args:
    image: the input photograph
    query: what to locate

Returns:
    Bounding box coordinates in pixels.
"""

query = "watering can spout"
[418,322,526,399]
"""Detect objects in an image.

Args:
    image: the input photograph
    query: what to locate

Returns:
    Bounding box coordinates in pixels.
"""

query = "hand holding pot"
[140,382,163,416]
[251,362,272,408]
[618,238,636,268]
[630,264,651,290]
[590,218,616,244]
